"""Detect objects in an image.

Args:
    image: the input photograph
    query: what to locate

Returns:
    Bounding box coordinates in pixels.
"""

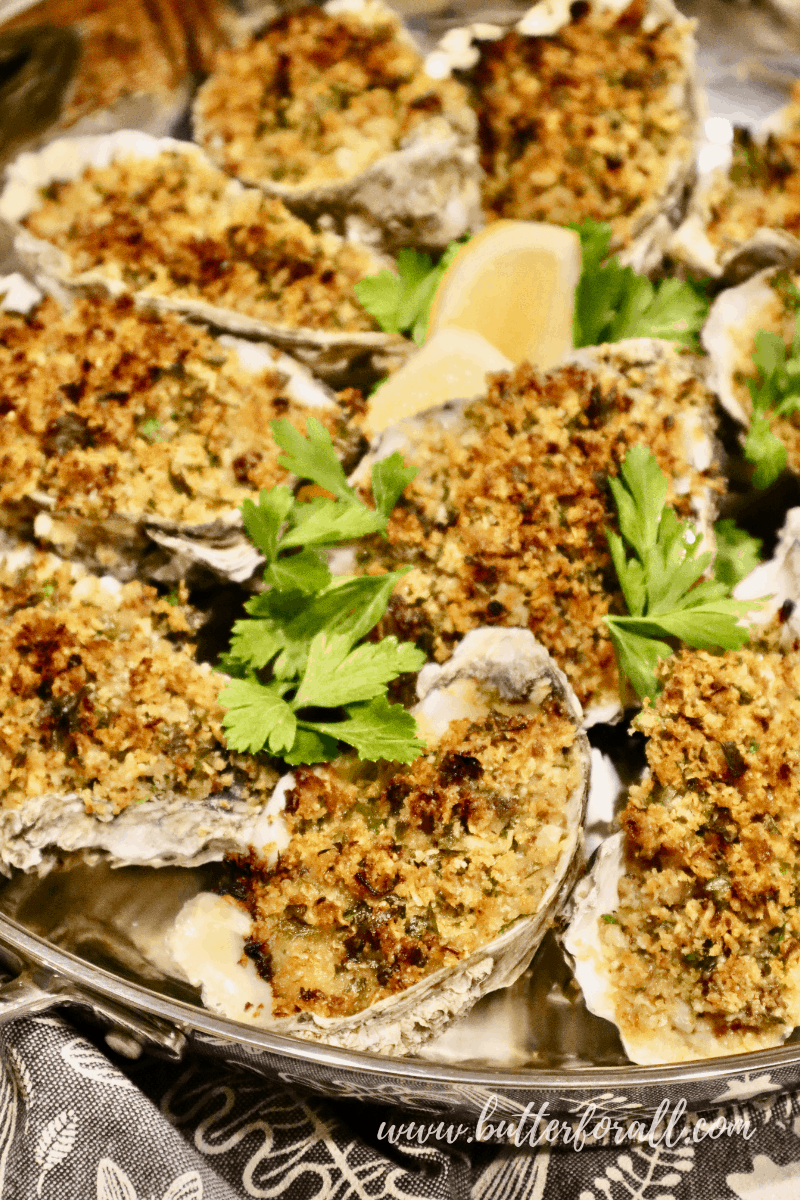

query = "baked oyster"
[0,277,339,585]
[0,130,407,386]
[193,0,483,253]
[164,627,591,1054]
[425,0,701,273]
[564,627,800,1064]
[351,339,720,725]
[0,544,286,875]
[670,87,800,282]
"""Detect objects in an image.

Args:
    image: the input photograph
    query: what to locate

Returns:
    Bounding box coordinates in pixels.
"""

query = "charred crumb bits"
[463,0,694,247]
[604,645,800,1041]
[0,552,278,816]
[366,345,719,713]
[23,149,379,332]
[195,5,473,189]
[0,293,339,527]
[225,697,580,1019]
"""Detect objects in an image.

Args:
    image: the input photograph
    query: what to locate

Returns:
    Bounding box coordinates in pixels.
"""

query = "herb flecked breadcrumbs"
[195,5,474,189]
[23,149,379,332]
[224,684,579,1018]
[463,0,693,247]
[368,344,719,714]
[0,293,339,531]
[0,551,278,817]
[603,638,800,1050]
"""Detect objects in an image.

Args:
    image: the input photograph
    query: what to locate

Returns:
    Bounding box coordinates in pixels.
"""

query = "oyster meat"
[0,542,288,875]
[164,626,590,1054]
[425,0,701,273]
[350,339,720,725]
[0,130,409,386]
[670,86,800,282]
[0,276,340,585]
[193,0,483,254]
[564,628,800,1064]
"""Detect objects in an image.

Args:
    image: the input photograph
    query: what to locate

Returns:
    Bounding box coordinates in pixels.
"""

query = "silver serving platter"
[3,0,800,1121]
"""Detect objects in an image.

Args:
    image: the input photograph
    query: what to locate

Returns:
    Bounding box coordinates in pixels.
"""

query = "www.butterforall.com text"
[376,1095,755,1151]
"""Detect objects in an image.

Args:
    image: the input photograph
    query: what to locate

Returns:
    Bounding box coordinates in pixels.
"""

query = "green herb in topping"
[354,239,467,345]
[601,913,619,924]
[749,741,760,753]
[138,417,164,442]
[713,519,763,588]
[40,580,55,598]
[570,220,709,348]
[744,277,800,488]
[218,417,425,765]
[605,446,757,701]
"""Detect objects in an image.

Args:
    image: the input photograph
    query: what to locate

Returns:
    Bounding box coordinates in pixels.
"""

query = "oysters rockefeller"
[565,630,800,1064]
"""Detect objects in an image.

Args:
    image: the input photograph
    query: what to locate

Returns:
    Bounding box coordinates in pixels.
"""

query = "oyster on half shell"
[0,276,339,585]
[425,0,701,274]
[349,339,721,727]
[0,130,409,387]
[564,619,800,1064]
[161,626,590,1055]
[0,543,287,875]
[192,0,483,254]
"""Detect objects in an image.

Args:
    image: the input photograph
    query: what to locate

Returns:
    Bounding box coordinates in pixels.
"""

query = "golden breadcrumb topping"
[225,687,580,1018]
[705,87,800,256]
[195,5,473,189]
[604,640,800,1043]
[23,150,378,332]
[0,293,338,528]
[0,552,278,815]
[721,269,800,474]
[464,0,693,246]
[369,344,718,714]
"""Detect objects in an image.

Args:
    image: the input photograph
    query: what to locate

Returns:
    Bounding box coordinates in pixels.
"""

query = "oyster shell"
[0,130,408,386]
[164,626,591,1054]
[192,0,483,254]
[0,543,288,874]
[349,339,721,726]
[0,276,339,585]
[670,92,800,283]
[425,0,701,274]
[564,630,800,1064]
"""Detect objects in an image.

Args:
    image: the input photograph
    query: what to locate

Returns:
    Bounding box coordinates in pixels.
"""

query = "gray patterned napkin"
[0,1011,799,1200]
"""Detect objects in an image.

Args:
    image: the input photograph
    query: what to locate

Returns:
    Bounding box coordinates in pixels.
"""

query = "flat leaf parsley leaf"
[571,220,709,349]
[218,419,426,764]
[354,239,467,345]
[713,519,763,589]
[605,446,756,701]
[743,276,800,489]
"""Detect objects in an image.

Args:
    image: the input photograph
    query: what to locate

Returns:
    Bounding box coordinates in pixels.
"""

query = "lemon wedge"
[426,220,581,368]
[363,327,513,437]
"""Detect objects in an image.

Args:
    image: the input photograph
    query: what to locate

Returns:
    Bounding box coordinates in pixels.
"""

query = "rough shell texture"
[350,338,720,726]
[0,130,409,386]
[425,0,702,275]
[0,540,291,875]
[0,276,337,586]
[192,0,484,253]
[701,266,775,427]
[176,626,591,1054]
[735,506,800,638]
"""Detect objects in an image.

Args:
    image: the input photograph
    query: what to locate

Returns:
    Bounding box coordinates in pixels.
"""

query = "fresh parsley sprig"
[571,220,709,349]
[354,239,467,345]
[743,283,800,488]
[605,446,755,701]
[218,417,426,765]
[713,519,763,589]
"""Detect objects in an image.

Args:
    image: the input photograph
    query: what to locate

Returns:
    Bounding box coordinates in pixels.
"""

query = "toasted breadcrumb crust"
[0,293,339,527]
[225,689,579,1019]
[195,5,473,189]
[604,638,800,1041]
[704,88,800,254]
[722,270,800,473]
[0,552,278,816]
[464,0,692,246]
[369,345,718,713]
[23,150,378,332]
